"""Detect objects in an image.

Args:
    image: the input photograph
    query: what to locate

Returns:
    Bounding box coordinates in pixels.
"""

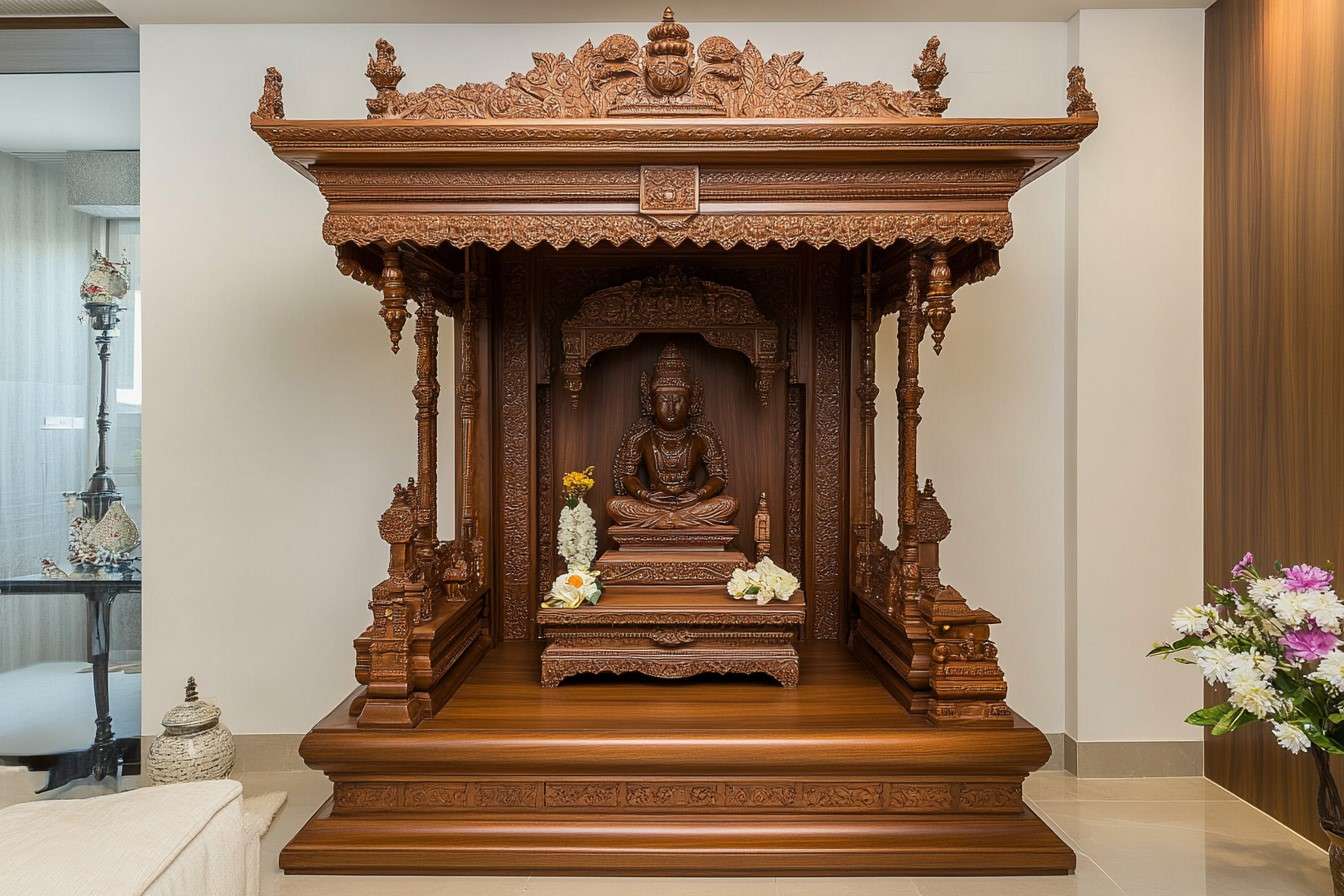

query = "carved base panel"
[593,549,749,585]
[541,641,800,688]
[538,586,804,688]
[607,525,738,550]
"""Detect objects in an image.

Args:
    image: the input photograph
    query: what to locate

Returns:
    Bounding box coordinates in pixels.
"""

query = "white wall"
[875,25,1068,735]
[140,18,1201,738]
[1066,8,1205,744]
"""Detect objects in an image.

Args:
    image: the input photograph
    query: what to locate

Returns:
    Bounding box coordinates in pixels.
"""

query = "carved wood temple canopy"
[253,11,1099,878]
[251,10,1096,268]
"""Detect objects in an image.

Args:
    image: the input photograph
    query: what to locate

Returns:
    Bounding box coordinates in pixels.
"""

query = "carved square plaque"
[640,165,699,219]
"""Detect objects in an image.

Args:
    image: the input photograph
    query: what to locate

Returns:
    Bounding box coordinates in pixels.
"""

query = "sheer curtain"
[0,153,105,671]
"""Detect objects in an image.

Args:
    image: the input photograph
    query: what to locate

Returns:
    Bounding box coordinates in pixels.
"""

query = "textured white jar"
[146,677,235,785]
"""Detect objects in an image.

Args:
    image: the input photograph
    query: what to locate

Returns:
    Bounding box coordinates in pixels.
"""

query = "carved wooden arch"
[559,267,783,408]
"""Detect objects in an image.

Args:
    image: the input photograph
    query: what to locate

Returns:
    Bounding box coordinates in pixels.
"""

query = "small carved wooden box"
[537,586,805,687]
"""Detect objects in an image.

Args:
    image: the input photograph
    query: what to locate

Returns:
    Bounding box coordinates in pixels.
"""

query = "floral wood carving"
[323,211,1014,253]
[559,267,782,408]
[360,11,949,121]
[252,66,284,120]
[334,778,1016,812]
[1066,66,1097,117]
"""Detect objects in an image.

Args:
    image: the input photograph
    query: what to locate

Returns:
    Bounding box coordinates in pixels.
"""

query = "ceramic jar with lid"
[145,677,235,785]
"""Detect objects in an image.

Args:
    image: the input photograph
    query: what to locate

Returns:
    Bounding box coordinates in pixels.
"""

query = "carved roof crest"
[362,8,950,120]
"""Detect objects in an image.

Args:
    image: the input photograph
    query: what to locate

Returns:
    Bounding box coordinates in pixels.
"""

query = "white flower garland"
[557,500,597,572]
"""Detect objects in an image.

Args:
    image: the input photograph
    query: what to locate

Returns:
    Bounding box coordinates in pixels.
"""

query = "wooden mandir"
[250,8,1098,876]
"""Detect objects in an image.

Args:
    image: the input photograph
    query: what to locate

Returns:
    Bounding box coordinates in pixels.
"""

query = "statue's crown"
[651,343,691,391]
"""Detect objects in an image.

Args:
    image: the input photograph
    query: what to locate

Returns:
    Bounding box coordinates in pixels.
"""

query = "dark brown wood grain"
[1204,0,1344,849]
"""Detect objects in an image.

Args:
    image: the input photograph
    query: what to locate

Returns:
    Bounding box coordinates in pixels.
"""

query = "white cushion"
[0,779,250,896]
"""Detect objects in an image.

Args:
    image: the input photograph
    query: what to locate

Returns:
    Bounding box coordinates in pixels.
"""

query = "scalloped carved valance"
[359,8,951,121]
[560,268,783,408]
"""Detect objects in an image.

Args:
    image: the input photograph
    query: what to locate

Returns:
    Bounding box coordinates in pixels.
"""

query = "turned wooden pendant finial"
[925,248,955,354]
[379,244,408,353]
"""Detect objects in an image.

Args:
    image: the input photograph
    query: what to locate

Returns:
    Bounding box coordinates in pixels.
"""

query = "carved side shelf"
[537,587,805,687]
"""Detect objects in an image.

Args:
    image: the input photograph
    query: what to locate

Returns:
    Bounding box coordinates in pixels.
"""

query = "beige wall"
[141,17,1200,738]
[1065,8,1205,744]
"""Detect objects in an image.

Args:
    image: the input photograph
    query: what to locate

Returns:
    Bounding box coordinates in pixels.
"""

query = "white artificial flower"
[1304,590,1344,633]
[727,567,759,601]
[1272,721,1311,754]
[1273,589,1313,627]
[1247,576,1289,609]
[1229,679,1280,718]
[542,568,602,608]
[755,557,799,602]
[1310,651,1344,690]
[1171,605,1215,636]
[557,501,598,571]
[1193,646,1239,685]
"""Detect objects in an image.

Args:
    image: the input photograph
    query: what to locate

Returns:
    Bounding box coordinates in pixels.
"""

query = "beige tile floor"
[2,767,1333,895]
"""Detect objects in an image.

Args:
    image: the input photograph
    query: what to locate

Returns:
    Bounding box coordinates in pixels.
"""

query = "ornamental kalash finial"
[643,7,694,97]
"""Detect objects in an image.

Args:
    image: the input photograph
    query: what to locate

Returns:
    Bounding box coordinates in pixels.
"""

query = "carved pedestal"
[593,548,749,586]
[538,587,804,687]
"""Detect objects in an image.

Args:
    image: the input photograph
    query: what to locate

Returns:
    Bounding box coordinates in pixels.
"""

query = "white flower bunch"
[1152,553,1344,762]
[542,568,602,609]
[557,500,597,572]
[727,557,800,606]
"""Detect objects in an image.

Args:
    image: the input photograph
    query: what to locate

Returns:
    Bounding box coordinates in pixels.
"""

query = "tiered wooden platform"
[282,642,1072,876]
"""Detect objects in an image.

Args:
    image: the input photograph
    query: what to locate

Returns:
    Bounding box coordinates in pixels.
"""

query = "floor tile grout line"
[1028,804,1333,850]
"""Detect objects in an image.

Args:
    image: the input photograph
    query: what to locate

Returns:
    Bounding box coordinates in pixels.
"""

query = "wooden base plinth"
[282,642,1073,877]
[283,802,1072,876]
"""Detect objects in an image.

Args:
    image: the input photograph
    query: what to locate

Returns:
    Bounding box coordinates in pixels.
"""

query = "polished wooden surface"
[283,642,1069,875]
[251,20,1096,874]
[1204,0,1344,849]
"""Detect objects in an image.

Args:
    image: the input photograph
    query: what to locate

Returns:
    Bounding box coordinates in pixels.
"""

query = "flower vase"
[1314,747,1344,895]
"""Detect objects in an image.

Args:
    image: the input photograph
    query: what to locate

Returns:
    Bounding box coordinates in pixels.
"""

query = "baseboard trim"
[1058,735,1203,777]
[139,733,308,774]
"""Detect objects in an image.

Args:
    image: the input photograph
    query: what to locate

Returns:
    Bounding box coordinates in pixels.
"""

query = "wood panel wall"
[1204,0,1344,848]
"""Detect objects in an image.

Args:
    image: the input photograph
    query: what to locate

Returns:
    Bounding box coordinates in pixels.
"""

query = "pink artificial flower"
[1280,625,1340,663]
[1285,564,1334,592]
[1231,551,1254,579]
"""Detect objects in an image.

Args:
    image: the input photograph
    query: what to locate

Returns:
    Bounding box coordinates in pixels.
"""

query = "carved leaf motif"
[356,19,947,121]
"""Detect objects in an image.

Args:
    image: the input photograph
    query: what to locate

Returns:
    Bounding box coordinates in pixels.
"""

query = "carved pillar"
[894,256,928,619]
[853,245,880,597]
[457,248,480,543]
[411,285,441,622]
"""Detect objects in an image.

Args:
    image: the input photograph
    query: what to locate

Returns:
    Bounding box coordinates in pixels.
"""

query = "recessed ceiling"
[101,0,1207,27]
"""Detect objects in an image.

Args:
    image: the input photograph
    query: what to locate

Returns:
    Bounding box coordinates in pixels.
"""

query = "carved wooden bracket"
[559,267,783,408]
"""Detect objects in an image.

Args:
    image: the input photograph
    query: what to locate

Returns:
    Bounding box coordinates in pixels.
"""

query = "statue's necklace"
[652,428,691,480]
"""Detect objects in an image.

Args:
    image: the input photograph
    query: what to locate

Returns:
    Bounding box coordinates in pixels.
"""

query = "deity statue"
[607,343,739,530]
